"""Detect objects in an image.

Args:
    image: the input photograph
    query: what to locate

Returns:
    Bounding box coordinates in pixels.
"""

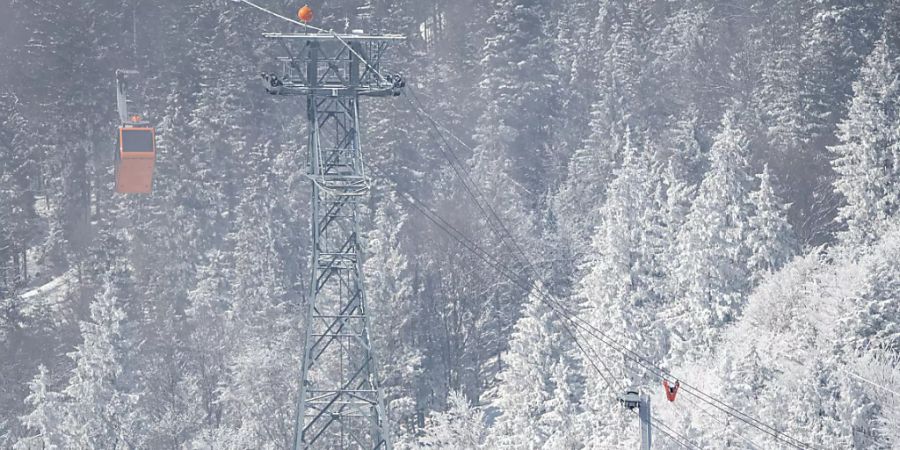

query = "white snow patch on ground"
[18,269,75,318]
[20,271,70,301]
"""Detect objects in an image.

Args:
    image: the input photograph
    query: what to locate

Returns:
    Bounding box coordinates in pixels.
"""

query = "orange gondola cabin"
[114,70,156,194]
[115,121,156,194]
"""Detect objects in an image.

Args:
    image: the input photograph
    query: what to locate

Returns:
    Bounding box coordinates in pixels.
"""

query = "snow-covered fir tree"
[489,283,581,449]
[842,222,900,353]
[674,109,754,353]
[574,133,669,447]
[58,269,138,448]
[852,349,900,446]
[747,164,796,285]
[184,252,232,435]
[213,163,298,448]
[831,36,900,244]
[16,365,64,449]
[580,133,668,364]
[365,187,426,440]
[477,0,559,197]
[419,391,488,449]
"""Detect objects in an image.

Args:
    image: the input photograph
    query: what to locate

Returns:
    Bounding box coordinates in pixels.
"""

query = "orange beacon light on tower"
[298,5,313,23]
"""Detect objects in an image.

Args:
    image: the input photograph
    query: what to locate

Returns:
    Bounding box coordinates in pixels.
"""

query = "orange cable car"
[115,125,156,193]
[114,70,157,194]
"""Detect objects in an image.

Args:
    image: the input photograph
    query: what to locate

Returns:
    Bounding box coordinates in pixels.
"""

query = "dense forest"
[1,0,899,448]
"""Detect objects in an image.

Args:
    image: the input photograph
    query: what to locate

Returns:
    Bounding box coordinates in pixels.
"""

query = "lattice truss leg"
[295,93,390,450]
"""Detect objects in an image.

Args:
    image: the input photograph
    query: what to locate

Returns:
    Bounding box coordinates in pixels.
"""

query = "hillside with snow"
[1,0,899,448]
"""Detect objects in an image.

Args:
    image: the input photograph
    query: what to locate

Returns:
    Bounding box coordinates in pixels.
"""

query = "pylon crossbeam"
[265,35,402,98]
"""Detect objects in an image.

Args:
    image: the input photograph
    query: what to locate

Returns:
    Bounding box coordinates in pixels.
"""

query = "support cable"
[370,164,783,450]
[675,394,764,450]
[627,408,703,450]
[230,3,813,446]
[368,165,623,395]
[401,92,544,310]
[382,96,814,449]
[841,368,900,397]
[380,166,691,450]
[404,86,548,289]
[652,414,702,450]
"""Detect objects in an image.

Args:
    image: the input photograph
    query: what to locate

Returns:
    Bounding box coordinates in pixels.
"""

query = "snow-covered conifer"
[477,0,559,196]
[420,391,488,449]
[490,283,581,448]
[674,109,753,352]
[831,37,900,244]
[59,270,138,448]
[574,133,670,444]
[747,164,796,285]
[366,188,425,441]
[16,365,64,449]
[843,225,900,352]
[581,134,667,362]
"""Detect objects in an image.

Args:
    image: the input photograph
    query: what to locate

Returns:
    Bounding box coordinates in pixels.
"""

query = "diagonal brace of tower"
[260,31,404,450]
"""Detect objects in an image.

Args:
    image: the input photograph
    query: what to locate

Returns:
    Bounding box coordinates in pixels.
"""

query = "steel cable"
[392,92,813,449]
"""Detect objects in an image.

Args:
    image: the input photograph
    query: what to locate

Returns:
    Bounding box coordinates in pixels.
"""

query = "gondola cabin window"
[121,128,154,153]
[115,127,156,193]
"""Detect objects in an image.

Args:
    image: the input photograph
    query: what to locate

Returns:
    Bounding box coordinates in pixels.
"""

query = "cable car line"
[227,4,811,446]
[675,393,764,450]
[368,164,623,396]
[653,425,697,450]
[399,96,813,448]
[372,161,807,449]
[404,88,542,280]
[404,87,581,326]
[405,86,545,281]
[840,367,900,397]
[388,169,702,449]
[393,93,814,449]
[401,92,555,326]
[646,412,702,450]
[373,167,691,449]
[403,86,646,400]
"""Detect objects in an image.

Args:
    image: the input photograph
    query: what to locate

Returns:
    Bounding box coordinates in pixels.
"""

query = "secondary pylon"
[259,28,404,450]
[620,389,652,450]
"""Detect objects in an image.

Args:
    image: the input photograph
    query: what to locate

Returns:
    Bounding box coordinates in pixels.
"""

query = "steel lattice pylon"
[261,32,404,450]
